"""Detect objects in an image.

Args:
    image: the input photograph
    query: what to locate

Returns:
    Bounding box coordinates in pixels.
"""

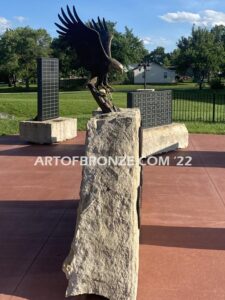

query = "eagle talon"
[99,89,107,97]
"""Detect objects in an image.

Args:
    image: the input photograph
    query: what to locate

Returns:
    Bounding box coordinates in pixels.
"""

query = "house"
[133,62,176,84]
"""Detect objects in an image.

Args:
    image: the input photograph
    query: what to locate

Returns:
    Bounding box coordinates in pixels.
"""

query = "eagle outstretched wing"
[89,18,113,57]
[55,5,110,73]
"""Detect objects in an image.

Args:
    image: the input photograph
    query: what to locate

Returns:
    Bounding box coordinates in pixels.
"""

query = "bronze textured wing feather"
[55,5,110,75]
[55,5,123,113]
[89,17,113,57]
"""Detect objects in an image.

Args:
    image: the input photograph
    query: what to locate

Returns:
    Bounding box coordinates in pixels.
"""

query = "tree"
[163,56,171,67]
[51,37,76,78]
[144,47,169,65]
[0,27,52,88]
[171,37,193,77]
[51,37,88,78]
[15,28,52,88]
[111,26,148,67]
[109,26,148,82]
[211,25,225,77]
[174,26,225,89]
[0,30,19,86]
[211,25,225,45]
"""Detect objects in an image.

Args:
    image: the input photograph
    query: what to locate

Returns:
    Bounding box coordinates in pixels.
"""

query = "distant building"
[133,62,176,84]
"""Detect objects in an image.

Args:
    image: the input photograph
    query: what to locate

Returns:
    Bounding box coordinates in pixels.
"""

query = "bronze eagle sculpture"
[55,5,123,113]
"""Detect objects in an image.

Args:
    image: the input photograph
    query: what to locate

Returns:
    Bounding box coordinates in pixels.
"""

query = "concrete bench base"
[142,123,188,157]
[19,117,77,144]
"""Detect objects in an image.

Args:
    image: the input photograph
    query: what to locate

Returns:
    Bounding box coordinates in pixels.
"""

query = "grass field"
[173,91,225,123]
[0,83,225,135]
[0,91,127,135]
[0,81,202,93]
[184,121,225,134]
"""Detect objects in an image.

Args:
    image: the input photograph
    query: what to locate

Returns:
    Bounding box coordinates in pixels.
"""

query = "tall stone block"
[63,109,141,300]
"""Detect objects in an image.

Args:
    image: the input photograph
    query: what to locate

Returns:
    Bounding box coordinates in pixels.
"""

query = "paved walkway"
[0,133,225,300]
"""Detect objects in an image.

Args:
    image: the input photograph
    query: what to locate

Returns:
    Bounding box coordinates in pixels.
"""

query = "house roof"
[132,62,175,72]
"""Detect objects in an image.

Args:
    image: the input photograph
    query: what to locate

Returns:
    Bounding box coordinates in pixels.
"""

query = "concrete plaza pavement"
[0,132,225,300]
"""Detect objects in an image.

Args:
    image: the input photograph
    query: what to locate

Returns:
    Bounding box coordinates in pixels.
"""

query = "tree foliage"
[0,27,52,87]
[172,26,225,89]
[3,22,225,89]
[111,26,148,66]
[0,30,19,86]
[144,46,171,66]
[0,23,148,86]
[51,37,77,78]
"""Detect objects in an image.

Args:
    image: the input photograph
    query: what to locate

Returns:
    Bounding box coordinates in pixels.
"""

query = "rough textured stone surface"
[63,109,141,300]
[19,117,77,144]
[142,122,188,157]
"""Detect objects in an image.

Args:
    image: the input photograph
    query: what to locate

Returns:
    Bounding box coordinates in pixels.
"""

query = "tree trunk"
[199,73,205,90]
[207,72,211,83]
[12,74,17,87]
[8,76,12,87]
[25,78,30,89]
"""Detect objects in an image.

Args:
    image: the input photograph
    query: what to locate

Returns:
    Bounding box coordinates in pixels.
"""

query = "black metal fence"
[173,91,225,122]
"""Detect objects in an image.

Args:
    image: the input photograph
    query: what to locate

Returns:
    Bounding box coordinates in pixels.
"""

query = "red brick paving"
[0,133,225,300]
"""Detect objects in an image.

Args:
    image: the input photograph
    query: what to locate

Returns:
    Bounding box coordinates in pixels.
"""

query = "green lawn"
[0,83,225,135]
[0,81,202,94]
[173,91,225,122]
[185,121,225,134]
[0,91,127,135]
[113,82,202,91]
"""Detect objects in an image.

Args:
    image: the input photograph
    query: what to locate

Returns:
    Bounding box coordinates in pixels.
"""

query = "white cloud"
[0,17,10,33]
[141,36,173,50]
[160,11,201,24]
[160,10,225,27]
[142,37,152,45]
[14,16,26,23]
[202,10,225,26]
[157,37,173,46]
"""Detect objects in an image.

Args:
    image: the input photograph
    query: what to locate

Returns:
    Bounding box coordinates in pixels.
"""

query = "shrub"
[59,78,87,91]
[209,78,224,89]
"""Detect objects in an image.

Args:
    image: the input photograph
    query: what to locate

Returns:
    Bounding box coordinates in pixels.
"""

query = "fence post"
[212,94,216,122]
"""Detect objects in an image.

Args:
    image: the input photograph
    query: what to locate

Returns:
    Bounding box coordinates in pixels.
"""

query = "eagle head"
[109,58,124,74]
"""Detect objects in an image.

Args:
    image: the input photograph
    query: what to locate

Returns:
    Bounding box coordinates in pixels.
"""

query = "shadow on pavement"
[141,225,225,250]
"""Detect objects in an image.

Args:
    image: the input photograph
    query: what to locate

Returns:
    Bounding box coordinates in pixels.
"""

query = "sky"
[1,0,225,52]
